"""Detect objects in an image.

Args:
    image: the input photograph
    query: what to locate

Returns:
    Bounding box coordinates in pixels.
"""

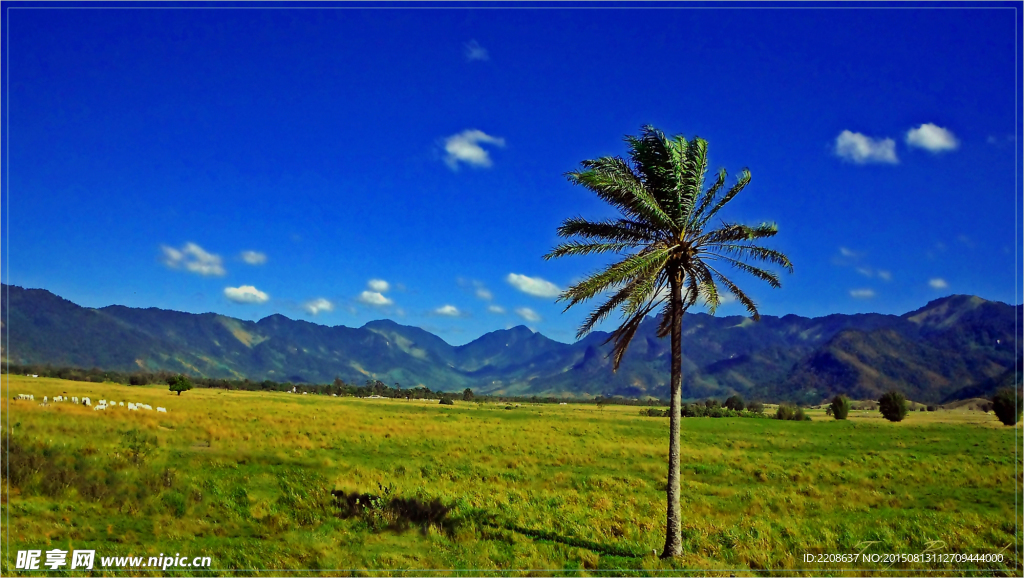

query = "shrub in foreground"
[878,390,908,422]
[992,388,1023,426]
[830,395,851,420]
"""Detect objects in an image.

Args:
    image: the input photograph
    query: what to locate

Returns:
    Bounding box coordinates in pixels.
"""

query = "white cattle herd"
[16,394,167,414]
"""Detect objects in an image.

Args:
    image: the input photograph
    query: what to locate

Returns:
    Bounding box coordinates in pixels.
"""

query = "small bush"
[120,428,156,465]
[926,405,937,412]
[747,401,764,414]
[878,390,908,422]
[830,395,851,420]
[775,404,796,421]
[992,388,1023,426]
[439,398,454,406]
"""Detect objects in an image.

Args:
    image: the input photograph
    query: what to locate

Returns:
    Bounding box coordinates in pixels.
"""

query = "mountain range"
[2,284,1020,404]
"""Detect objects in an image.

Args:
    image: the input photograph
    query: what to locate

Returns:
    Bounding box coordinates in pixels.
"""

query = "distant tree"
[596,396,609,411]
[705,399,721,410]
[992,388,1023,426]
[129,374,148,386]
[462,388,474,401]
[724,395,745,411]
[830,395,851,420]
[167,374,193,396]
[747,401,764,414]
[926,405,937,412]
[878,391,908,422]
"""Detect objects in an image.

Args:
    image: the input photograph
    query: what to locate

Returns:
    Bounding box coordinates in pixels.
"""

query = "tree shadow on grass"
[331,487,647,560]
[482,519,646,559]
[331,489,455,534]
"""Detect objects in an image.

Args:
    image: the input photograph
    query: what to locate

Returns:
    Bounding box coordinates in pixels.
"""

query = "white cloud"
[488,305,506,314]
[929,278,949,289]
[443,129,505,170]
[856,267,873,277]
[507,273,562,298]
[240,250,267,265]
[849,289,876,299]
[719,293,737,304]
[435,304,461,317]
[224,285,269,304]
[475,288,493,300]
[834,130,898,164]
[161,242,226,276]
[906,123,959,153]
[514,307,541,322]
[839,246,859,258]
[877,270,892,281]
[303,298,334,315]
[359,291,393,306]
[367,279,390,292]
[463,40,489,62]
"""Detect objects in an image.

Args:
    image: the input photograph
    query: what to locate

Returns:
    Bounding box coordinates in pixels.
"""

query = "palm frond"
[554,216,662,244]
[559,247,670,308]
[700,221,779,245]
[566,157,676,231]
[695,168,751,228]
[702,243,794,273]
[575,270,662,339]
[678,138,708,226]
[703,263,761,320]
[716,257,782,289]
[686,167,727,230]
[606,298,661,370]
[543,240,637,260]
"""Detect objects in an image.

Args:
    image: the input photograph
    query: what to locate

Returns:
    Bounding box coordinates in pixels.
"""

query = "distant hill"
[2,284,1020,403]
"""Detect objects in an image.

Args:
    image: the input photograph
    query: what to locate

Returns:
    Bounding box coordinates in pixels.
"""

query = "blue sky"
[4,4,1021,345]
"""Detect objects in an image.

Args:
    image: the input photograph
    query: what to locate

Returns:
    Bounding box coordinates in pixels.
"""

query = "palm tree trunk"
[661,273,684,559]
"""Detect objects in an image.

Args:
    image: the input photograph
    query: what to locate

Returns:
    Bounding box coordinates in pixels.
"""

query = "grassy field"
[2,375,1021,576]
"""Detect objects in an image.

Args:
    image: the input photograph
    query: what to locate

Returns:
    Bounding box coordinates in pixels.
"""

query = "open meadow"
[2,375,1021,576]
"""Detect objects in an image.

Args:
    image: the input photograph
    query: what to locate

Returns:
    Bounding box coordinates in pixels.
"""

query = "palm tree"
[544,126,792,558]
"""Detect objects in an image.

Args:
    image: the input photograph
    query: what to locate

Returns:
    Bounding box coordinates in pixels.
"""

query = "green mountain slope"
[3,284,1020,403]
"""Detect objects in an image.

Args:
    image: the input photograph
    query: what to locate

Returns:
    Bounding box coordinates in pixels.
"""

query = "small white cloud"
[849,289,876,299]
[475,288,493,300]
[443,129,505,170]
[224,285,269,304]
[303,298,334,315]
[359,291,393,306]
[987,134,1015,146]
[435,304,461,317]
[856,267,873,278]
[929,278,949,289]
[161,242,226,276]
[906,123,959,153]
[877,270,892,281]
[507,273,562,298]
[463,40,489,62]
[834,130,898,164]
[719,293,737,304]
[240,250,267,265]
[839,246,859,258]
[488,305,506,314]
[514,307,541,322]
[367,279,390,292]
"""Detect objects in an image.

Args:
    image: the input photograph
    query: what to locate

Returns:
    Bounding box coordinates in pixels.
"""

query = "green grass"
[2,376,1021,576]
